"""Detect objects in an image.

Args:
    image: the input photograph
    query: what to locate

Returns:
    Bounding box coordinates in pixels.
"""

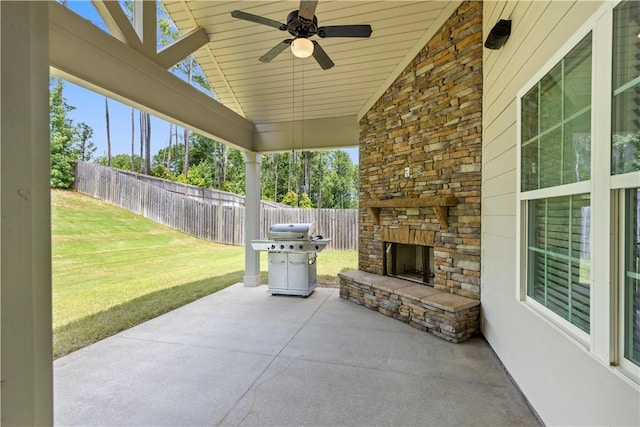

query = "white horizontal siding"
[482,1,639,426]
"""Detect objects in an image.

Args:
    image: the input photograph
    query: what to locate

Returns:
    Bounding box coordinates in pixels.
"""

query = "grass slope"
[52,190,357,358]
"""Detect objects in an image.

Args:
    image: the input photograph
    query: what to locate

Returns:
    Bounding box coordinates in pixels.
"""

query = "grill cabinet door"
[287,253,310,291]
[268,252,288,290]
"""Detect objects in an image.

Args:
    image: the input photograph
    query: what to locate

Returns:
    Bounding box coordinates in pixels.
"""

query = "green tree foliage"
[151,165,175,180]
[50,79,97,189]
[327,150,359,208]
[153,142,185,174]
[299,193,313,208]
[223,149,245,194]
[76,122,97,162]
[259,150,358,208]
[50,80,77,188]
[96,154,143,172]
[186,162,213,188]
[281,191,298,206]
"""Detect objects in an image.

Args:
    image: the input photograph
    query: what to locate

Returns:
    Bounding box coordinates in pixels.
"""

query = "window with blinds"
[527,195,591,333]
[624,189,640,366]
[519,32,593,335]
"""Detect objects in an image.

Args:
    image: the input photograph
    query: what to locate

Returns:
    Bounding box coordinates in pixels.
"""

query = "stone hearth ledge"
[339,270,480,343]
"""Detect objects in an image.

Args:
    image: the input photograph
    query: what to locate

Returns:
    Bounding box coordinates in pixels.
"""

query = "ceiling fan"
[231,0,372,70]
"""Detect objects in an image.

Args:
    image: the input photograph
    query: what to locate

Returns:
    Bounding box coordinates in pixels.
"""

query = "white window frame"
[516,16,598,348]
[608,0,640,380]
[516,0,640,383]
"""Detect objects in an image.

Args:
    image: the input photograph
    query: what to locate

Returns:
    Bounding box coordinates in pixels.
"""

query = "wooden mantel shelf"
[361,196,458,229]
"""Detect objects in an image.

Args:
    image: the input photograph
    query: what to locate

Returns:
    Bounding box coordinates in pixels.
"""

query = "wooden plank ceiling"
[161,1,457,129]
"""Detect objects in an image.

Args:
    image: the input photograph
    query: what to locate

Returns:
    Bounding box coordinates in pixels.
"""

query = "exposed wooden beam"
[156,27,209,69]
[361,197,458,229]
[91,1,143,52]
[49,2,254,152]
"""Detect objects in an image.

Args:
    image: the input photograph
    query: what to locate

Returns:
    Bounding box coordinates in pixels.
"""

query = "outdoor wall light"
[484,19,512,50]
[291,37,314,58]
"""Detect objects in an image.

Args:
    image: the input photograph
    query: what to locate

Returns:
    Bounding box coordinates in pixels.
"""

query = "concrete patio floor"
[54,284,541,426]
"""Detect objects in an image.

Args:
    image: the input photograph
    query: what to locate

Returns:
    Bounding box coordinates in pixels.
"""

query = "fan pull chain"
[301,62,304,152]
[291,55,295,155]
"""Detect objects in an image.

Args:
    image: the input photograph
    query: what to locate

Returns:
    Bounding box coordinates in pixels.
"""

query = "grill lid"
[268,223,315,240]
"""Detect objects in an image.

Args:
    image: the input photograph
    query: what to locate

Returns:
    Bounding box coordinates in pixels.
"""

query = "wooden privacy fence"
[74,162,358,250]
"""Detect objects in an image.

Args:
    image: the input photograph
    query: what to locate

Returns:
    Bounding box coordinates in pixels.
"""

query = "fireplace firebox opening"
[384,242,435,285]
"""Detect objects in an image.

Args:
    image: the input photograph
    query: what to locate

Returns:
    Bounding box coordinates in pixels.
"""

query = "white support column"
[244,152,262,287]
[1,1,53,425]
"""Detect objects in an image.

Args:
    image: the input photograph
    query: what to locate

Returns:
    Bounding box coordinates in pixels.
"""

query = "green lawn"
[52,190,357,358]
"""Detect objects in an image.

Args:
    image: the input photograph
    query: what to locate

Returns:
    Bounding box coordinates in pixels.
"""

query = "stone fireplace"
[384,242,435,285]
[339,1,482,343]
[357,0,482,301]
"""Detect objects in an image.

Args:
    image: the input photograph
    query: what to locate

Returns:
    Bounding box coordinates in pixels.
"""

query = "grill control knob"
[315,245,319,250]
[280,244,285,250]
[270,244,275,250]
[299,245,303,250]
[289,245,294,250]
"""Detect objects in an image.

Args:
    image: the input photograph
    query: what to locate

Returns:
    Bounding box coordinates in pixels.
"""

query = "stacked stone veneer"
[358,1,482,300]
[339,270,480,343]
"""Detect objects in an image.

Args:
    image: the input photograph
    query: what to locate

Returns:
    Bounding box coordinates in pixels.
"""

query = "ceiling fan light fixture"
[291,37,314,58]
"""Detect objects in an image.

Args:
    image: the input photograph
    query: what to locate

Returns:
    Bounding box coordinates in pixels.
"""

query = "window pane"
[612,89,640,175]
[563,111,591,184]
[539,128,562,188]
[564,33,592,117]
[540,64,562,133]
[522,86,539,143]
[612,1,640,175]
[613,1,640,89]
[527,194,591,333]
[624,189,640,366]
[521,33,592,190]
[522,139,539,191]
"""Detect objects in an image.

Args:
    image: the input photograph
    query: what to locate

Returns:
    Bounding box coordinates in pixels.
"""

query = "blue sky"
[60,1,359,163]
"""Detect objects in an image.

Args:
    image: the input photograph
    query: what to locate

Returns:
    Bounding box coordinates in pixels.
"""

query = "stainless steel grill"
[251,223,331,297]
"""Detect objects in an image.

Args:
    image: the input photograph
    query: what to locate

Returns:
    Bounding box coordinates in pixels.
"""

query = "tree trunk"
[183,126,190,178]
[145,112,151,174]
[274,154,279,202]
[105,98,112,166]
[183,58,193,178]
[221,144,228,184]
[303,151,311,196]
[167,122,173,169]
[130,108,135,171]
[288,151,293,193]
[316,159,322,208]
[139,111,144,168]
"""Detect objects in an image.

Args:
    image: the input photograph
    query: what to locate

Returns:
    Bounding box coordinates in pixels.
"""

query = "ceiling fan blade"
[298,0,318,21]
[231,10,285,30]
[318,25,373,38]
[311,41,334,70]
[259,40,293,63]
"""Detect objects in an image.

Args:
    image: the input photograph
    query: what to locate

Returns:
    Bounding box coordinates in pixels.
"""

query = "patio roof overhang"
[49,0,463,153]
[1,1,466,423]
